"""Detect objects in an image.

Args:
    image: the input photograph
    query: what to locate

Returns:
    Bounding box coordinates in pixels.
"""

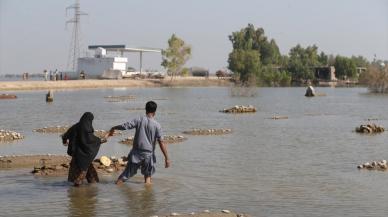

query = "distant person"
[62,112,107,187]
[54,69,59,81]
[60,72,63,80]
[64,73,68,80]
[49,71,53,81]
[44,70,48,81]
[80,71,85,79]
[106,101,170,185]
[22,72,28,80]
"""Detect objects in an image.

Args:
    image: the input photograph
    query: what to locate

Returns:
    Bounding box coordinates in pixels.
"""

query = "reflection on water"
[68,186,98,217]
[119,184,156,216]
[1,87,388,216]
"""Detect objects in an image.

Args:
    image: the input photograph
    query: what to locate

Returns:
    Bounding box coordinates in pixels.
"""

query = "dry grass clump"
[230,75,257,97]
[359,64,388,93]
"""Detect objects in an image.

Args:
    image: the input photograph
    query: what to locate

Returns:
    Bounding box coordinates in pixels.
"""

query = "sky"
[0,0,387,75]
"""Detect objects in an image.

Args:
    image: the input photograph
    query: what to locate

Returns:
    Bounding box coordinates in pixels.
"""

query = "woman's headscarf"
[74,112,101,171]
[79,112,95,134]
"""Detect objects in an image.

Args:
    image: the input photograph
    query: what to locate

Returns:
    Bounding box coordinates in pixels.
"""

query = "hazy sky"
[1,0,387,75]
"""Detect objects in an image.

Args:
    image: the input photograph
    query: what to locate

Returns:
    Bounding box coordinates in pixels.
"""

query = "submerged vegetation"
[359,62,388,93]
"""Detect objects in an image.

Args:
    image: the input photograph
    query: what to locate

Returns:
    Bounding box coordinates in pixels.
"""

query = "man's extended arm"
[107,125,125,137]
[107,119,138,138]
[158,139,170,168]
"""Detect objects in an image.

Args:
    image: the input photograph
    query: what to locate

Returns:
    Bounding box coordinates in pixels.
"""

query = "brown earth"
[0,77,231,91]
[0,155,70,169]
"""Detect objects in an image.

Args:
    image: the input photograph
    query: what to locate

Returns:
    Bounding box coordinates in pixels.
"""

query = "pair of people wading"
[62,101,170,187]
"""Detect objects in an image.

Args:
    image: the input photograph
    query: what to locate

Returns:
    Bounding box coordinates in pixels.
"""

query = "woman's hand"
[62,138,69,146]
[108,128,115,137]
[101,138,107,144]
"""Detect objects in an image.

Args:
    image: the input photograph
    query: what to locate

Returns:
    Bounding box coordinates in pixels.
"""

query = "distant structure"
[73,45,162,79]
[66,0,87,72]
[190,67,209,77]
[314,66,337,81]
[356,67,367,75]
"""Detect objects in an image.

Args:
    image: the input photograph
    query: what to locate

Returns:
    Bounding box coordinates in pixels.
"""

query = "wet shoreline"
[0,77,231,91]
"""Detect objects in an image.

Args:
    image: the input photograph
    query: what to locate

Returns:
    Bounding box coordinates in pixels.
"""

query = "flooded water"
[1,87,388,217]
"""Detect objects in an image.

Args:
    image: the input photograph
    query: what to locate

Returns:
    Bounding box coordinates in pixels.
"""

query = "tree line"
[227,23,378,86]
[161,24,386,87]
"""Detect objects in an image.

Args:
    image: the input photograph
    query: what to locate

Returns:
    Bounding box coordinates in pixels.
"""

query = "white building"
[73,45,161,79]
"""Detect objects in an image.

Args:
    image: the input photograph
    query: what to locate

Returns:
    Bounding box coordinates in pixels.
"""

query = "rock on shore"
[271,115,288,120]
[33,126,120,137]
[305,86,315,97]
[183,128,232,135]
[120,135,187,145]
[33,126,70,134]
[31,155,127,176]
[357,160,387,171]
[0,154,70,169]
[220,105,256,113]
[0,130,24,142]
[105,95,136,102]
[0,94,17,99]
[355,123,385,133]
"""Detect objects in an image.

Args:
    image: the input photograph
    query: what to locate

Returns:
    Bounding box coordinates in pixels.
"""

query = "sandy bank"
[0,154,70,169]
[0,77,231,91]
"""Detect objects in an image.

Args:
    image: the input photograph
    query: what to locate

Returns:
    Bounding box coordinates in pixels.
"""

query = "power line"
[66,0,87,72]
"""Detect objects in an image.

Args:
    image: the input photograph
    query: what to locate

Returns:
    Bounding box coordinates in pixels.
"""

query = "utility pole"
[66,0,87,72]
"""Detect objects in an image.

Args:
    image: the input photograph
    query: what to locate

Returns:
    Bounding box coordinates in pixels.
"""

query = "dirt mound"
[120,135,187,145]
[31,155,127,176]
[0,130,24,143]
[183,128,232,135]
[355,123,385,133]
[220,105,256,113]
[0,154,70,169]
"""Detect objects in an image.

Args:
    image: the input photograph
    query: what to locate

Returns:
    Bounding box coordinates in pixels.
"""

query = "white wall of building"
[77,57,128,79]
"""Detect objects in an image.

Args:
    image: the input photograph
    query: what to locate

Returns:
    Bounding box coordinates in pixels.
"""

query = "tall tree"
[318,51,328,66]
[334,55,357,79]
[351,55,369,67]
[228,49,261,83]
[228,24,280,84]
[287,44,319,81]
[161,34,191,81]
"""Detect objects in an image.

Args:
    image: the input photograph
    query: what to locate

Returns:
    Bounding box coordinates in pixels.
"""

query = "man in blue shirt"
[107,101,170,185]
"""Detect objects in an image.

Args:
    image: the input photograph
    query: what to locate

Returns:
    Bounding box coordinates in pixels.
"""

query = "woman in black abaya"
[62,112,106,186]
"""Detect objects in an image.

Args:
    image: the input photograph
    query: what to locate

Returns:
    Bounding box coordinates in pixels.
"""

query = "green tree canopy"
[228,24,281,84]
[161,34,191,81]
[228,49,261,83]
[334,55,357,79]
[318,51,328,66]
[351,55,369,67]
[259,67,291,87]
[287,44,319,81]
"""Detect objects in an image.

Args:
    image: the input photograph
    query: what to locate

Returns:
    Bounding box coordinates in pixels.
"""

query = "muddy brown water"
[1,87,388,216]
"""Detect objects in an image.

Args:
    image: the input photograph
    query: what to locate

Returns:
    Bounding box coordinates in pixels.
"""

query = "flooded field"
[1,87,388,216]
